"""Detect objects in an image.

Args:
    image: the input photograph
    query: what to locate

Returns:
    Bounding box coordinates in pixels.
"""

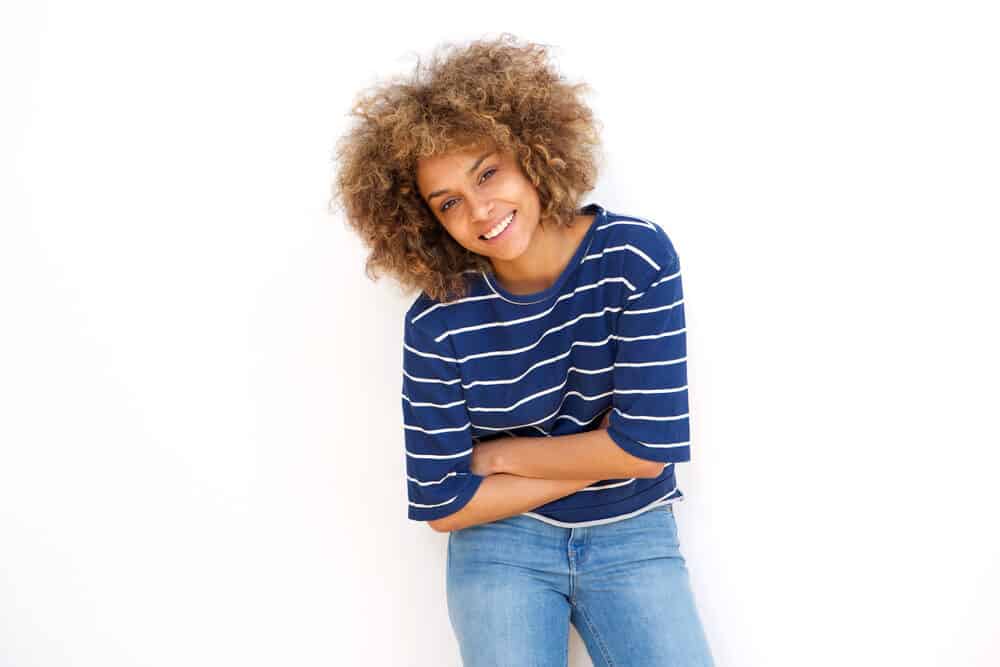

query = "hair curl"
[330,33,603,303]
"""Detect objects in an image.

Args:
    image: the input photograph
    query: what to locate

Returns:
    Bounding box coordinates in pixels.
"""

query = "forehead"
[416,142,497,183]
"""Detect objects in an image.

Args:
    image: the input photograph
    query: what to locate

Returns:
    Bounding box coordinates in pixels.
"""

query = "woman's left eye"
[480,167,496,183]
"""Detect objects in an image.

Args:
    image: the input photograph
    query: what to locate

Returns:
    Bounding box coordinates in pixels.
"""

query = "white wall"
[2,1,998,665]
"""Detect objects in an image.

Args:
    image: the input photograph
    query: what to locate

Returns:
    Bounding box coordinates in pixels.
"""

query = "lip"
[479,210,516,243]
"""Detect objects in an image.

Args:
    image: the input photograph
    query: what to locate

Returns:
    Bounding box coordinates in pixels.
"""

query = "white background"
[2,1,998,665]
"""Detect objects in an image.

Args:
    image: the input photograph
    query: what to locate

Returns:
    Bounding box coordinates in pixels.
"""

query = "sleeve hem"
[407,472,486,523]
[606,427,691,465]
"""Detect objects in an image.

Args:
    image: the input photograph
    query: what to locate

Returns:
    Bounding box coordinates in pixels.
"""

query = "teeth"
[483,211,515,239]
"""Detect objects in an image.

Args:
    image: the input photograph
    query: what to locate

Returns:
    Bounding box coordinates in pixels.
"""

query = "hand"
[470,439,503,477]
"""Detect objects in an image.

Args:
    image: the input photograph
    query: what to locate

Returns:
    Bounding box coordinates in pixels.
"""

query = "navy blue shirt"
[401,203,691,527]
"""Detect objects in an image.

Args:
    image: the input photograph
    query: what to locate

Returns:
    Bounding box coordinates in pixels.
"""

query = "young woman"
[333,34,714,666]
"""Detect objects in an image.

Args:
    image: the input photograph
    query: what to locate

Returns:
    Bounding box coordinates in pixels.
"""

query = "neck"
[490,213,592,295]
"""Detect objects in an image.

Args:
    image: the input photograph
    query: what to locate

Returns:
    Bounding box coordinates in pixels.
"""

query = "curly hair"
[330,33,603,303]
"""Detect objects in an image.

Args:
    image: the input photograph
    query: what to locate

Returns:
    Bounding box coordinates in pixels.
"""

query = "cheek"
[439,221,468,245]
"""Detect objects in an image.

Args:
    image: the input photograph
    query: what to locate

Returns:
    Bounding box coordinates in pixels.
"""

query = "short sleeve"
[401,318,485,522]
[606,252,692,464]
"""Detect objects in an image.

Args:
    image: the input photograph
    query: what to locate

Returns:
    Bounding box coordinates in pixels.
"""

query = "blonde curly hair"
[330,33,603,303]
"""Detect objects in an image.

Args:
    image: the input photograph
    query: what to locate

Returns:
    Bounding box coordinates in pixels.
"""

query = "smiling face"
[415,142,543,262]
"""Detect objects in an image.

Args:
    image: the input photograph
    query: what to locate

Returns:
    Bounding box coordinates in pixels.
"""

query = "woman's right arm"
[430,474,599,532]
[430,410,610,532]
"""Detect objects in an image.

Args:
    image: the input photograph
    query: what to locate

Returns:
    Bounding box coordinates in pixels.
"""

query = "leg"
[569,506,714,666]
[447,516,572,667]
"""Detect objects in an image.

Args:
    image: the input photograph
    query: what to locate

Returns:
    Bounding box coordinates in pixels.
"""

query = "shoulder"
[593,207,682,284]
[404,292,446,347]
[403,272,490,347]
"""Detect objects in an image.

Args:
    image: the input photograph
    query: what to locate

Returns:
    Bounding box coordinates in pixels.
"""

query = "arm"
[603,252,693,466]
[430,473,600,533]
[433,414,655,531]
[477,428,664,480]
[403,317,487,526]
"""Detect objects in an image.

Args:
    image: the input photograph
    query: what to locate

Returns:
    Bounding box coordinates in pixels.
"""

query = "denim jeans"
[446,504,714,666]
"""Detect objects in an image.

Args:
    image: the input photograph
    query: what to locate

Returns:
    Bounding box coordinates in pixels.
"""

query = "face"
[415,143,542,262]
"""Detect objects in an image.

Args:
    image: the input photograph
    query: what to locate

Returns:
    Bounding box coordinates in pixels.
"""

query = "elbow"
[619,446,666,479]
[607,428,669,479]
[637,460,667,479]
[429,515,460,533]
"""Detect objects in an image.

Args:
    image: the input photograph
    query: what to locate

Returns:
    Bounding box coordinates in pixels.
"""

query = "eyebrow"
[426,150,495,202]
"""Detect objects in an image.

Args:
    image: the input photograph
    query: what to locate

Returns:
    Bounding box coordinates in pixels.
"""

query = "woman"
[333,33,714,666]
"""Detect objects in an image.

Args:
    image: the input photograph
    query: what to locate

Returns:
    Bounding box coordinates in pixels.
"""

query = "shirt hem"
[520,488,684,528]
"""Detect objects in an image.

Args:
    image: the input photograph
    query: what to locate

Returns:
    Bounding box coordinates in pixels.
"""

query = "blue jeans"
[446,504,714,666]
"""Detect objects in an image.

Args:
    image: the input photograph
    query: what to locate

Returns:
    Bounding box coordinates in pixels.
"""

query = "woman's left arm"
[473,427,664,480]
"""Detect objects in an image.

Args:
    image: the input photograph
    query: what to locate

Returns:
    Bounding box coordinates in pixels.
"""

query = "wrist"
[490,438,514,475]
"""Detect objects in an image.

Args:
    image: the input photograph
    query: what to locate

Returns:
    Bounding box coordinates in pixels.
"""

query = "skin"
[468,407,613,476]
[415,142,596,295]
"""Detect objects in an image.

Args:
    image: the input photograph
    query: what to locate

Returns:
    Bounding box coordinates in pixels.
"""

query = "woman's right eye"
[441,199,456,213]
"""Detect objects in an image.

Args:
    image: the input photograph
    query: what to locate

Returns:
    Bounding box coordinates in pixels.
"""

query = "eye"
[439,167,498,213]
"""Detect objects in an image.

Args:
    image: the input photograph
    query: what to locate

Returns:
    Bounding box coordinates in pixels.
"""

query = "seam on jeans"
[568,543,577,604]
[573,599,617,667]
[562,623,570,667]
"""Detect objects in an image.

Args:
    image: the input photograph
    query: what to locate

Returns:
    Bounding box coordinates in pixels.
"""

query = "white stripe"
[401,393,466,409]
[467,372,684,413]
[404,445,474,459]
[439,307,624,364]
[412,293,501,323]
[614,357,687,368]
[613,408,689,422]
[403,369,462,385]
[407,471,467,486]
[468,381,566,413]
[585,477,643,490]
[582,244,660,272]
[519,474,674,496]
[467,363,614,392]
[621,298,684,316]
[614,328,685,343]
[463,337,614,388]
[653,269,682,286]
[403,422,472,435]
[613,385,688,395]
[403,341,458,363]
[408,327,685,369]
[636,440,691,449]
[626,270,682,300]
[469,376,615,413]
[552,412,600,428]
[469,384,687,422]
[622,214,663,229]
[409,496,459,509]
[409,301,682,368]
[595,220,657,232]
[433,277,636,343]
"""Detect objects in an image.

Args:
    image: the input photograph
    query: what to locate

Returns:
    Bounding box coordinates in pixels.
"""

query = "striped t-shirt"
[401,203,691,528]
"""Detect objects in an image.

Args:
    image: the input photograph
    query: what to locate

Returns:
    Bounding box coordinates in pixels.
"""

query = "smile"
[480,211,515,242]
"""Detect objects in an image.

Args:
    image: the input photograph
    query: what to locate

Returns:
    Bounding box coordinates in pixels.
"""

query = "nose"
[468,193,494,223]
